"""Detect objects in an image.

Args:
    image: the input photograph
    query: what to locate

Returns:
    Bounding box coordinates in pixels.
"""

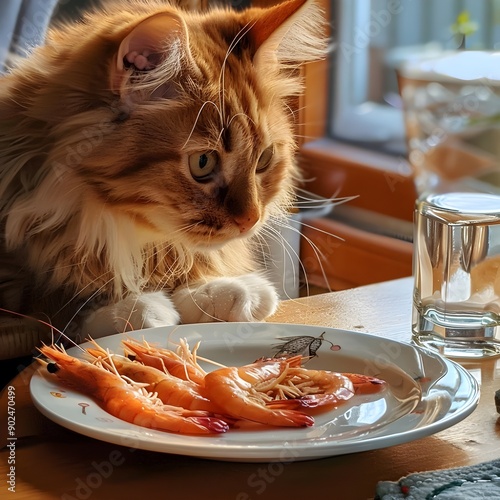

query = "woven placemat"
[375,459,500,499]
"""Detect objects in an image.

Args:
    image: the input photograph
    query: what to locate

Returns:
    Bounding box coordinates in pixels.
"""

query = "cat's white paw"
[80,292,180,338]
[172,274,279,323]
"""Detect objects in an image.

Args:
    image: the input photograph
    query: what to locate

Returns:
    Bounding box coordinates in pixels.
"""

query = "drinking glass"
[412,191,500,358]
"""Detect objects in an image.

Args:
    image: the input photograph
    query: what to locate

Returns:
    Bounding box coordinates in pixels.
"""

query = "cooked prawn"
[39,345,229,435]
[202,358,317,427]
[252,356,384,409]
[86,344,218,412]
[342,373,387,395]
[264,367,361,410]
[122,338,206,385]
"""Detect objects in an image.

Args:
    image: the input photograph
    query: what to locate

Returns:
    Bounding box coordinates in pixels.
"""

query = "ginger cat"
[0,0,327,358]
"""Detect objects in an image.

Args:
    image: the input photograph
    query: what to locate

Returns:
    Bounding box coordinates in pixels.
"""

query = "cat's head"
[2,0,328,254]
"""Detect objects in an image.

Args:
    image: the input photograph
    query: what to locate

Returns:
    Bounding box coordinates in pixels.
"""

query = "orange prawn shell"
[39,345,229,435]
[122,339,206,385]
[86,346,216,412]
[203,359,315,427]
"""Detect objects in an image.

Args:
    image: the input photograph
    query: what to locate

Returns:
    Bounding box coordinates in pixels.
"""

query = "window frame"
[329,0,406,152]
[297,0,416,223]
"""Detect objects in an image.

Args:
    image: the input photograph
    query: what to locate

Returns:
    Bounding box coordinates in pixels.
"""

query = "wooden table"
[1,277,499,500]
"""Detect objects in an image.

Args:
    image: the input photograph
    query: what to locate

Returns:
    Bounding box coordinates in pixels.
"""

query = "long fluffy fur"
[0,0,328,332]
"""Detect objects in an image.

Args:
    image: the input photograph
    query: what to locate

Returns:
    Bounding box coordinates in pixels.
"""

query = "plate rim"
[30,322,480,461]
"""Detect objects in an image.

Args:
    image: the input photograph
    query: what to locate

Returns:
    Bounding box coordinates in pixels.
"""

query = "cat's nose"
[233,211,260,234]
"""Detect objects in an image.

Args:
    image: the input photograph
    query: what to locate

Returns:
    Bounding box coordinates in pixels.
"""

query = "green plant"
[451,11,479,49]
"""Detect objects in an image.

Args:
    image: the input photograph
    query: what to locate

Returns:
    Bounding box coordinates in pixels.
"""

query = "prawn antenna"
[0,307,85,352]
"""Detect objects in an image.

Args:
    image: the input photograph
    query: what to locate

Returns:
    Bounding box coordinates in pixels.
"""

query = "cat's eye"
[256,147,274,172]
[189,152,218,180]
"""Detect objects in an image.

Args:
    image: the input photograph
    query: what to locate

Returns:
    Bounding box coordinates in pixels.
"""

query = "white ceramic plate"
[30,323,479,462]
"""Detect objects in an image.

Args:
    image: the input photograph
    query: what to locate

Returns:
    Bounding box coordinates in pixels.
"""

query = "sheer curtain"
[0,0,59,72]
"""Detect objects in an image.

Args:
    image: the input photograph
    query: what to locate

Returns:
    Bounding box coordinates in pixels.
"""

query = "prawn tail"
[271,409,314,427]
[190,416,230,434]
[159,414,230,434]
[343,373,387,395]
[148,406,231,434]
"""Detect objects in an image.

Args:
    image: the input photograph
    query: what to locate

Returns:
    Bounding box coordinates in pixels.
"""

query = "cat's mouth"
[185,218,261,247]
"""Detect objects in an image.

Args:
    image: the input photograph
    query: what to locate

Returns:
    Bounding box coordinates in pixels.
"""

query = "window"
[298,0,500,291]
[330,0,500,156]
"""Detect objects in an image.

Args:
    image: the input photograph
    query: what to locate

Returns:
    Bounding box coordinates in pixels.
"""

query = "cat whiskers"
[183,274,225,323]
[167,221,205,247]
[212,109,255,165]
[283,103,306,124]
[260,190,357,299]
[146,242,174,294]
[184,20,262,157]
[0,307,85,354]
[58,276,116,340]
[34,260,117,340]
[291,219,349,295]
[52,216,220,337]
[130,223,201,330]
[226,112,256,131]
[182,100,221,149]
[294,187,359,209]
[258,221,307,300]
[218,20,256,124]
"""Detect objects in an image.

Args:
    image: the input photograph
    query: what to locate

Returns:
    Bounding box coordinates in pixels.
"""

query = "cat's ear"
[249,0,327,70]
[110,12,188,95]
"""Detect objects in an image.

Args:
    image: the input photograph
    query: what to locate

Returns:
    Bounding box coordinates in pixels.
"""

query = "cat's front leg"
[80,291,180,338]
[172,274,279,323]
